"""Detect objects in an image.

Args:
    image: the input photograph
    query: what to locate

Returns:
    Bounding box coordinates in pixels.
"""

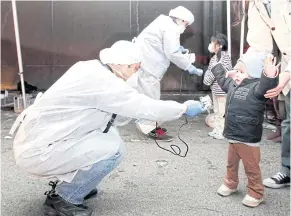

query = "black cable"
[154,47,191,157]
[154,116,189,157]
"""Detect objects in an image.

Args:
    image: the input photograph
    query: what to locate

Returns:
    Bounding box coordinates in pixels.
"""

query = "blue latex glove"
[178,45,190,54]
[187,65,203,76]
[179,45,185,52]
[183,100,204,118]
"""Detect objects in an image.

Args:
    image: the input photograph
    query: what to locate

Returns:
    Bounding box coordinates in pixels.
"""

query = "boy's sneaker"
[263,172,290,189]
[242,194,264,208]
[200,95,213,113]
[217,184,237,197]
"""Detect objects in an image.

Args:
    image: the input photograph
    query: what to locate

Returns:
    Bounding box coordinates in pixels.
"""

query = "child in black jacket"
[211,53,279,208]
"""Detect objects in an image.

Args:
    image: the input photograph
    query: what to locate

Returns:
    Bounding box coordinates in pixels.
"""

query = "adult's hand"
[179,46,189,54]
[183,100,204,118]
[187,65,203,76]
[264,72,290,98]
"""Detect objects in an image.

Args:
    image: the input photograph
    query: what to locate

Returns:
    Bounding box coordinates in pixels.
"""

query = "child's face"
[233,62,250,85]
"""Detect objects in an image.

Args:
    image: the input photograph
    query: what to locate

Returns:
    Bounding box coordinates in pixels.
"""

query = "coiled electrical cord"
[154,115,189,157]
[154,47,197,158]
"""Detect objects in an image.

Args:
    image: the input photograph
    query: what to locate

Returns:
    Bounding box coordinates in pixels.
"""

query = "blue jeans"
[57,144,125,204]
[281,93,290,177]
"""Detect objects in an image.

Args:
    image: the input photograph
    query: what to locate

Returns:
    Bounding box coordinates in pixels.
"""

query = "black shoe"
[42,181,93,216]
[84,189,98,200]
[42,195,93,216]
[263,172,291,189]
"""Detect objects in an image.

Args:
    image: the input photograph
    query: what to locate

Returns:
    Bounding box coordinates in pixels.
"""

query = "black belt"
[103,114,117,133]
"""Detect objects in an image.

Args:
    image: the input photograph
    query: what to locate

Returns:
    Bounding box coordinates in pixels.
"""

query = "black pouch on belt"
[103,114,117,133]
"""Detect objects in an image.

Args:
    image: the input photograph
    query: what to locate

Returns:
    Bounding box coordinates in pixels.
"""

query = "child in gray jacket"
[211,52,279,208]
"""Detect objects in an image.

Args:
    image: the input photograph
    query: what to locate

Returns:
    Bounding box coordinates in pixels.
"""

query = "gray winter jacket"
[211,63,278,143]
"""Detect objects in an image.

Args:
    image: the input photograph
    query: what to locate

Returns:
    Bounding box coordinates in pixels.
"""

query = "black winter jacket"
[211,63,278,143]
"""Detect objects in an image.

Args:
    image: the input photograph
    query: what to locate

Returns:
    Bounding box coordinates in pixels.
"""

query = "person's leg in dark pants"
[281,94,290,176]
[264,93,290,189]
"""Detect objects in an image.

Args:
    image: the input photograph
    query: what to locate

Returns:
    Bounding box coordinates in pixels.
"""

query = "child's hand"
[264,54,281,78]
[225,69,237,79]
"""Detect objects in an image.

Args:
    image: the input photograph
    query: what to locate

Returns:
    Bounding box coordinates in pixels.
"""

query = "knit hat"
[238,50,267,78]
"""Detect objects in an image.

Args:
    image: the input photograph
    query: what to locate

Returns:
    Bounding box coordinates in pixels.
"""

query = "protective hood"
[169,6,194,25]
[100,40,142,65]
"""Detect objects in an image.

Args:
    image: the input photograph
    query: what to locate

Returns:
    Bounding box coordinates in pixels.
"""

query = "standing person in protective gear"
[9,40,211,216]
[131,6,203,142]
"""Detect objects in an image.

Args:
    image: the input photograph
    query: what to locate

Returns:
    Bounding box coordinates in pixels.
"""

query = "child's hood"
[238,50,267,78]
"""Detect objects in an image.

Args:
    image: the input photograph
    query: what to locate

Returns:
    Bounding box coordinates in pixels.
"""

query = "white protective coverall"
[132,7,196,134]
[10,60,187,183]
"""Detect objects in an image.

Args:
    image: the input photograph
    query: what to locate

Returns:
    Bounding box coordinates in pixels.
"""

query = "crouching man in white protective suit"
[9,41,211,216]
[131,6,204,141]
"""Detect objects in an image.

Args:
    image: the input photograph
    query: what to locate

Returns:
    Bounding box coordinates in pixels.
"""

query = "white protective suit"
[10,60,187,183]
[132,8,195,134]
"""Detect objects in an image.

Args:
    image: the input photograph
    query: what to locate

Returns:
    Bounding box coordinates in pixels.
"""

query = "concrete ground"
[1,110,290,216]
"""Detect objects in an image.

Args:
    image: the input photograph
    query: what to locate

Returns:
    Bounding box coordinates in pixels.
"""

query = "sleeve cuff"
[263,71,279,78]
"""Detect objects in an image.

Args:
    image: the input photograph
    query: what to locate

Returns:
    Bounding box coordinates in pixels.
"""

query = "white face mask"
[175,19,186,34]
[208,44,215,53]
[178,24,186,34]
[126,71,139,88]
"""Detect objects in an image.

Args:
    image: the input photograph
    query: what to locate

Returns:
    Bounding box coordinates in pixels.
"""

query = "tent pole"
[12,0,26,108]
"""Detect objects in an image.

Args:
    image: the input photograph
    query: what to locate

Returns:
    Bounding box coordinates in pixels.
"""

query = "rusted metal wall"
[1,1,242,92]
